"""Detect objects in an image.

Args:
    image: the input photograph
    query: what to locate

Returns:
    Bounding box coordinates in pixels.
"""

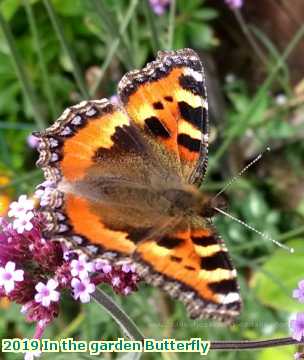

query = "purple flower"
[293,280,304,303]
[290,313,304,341]
[21,300,59,325]
[12,211,34,234]
[0,261,24,294]
[63,250,74,261]
[122,263,136,273]
[122,286,132,295]
[112,276,121,287]
[70,255,93,279]
[149,0,170,15]
[8,195,34,218]
[34,279,60,307]
[94,262,140,295]
[32,237,64,272]
[9,276,36,304]
[71,277,95,303]
[94,259,112,274]
[0,222,31,266]
[225,0,243,9]
[27,134,39,149]
[56,262,73,286]
[0,192,140,345]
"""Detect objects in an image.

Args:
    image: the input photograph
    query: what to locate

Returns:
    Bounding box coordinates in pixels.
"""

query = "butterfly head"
[200,194,227,218]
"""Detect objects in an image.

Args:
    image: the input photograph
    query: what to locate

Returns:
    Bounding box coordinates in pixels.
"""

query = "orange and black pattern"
[135,222,240,321]
[35,48,241,324]
[118,48,209,184]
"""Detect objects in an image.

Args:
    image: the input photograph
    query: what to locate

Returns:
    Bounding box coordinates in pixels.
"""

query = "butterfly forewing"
[118,48,209,185]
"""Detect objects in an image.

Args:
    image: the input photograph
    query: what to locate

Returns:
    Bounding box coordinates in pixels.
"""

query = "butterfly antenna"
[213,206,294,253]
[213,147,271,200]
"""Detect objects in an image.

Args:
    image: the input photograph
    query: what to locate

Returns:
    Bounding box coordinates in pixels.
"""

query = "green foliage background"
[0,0,304,359]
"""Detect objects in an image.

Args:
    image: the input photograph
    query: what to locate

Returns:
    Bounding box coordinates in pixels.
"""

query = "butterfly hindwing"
[118,48,209,185]
[135,218,241,323]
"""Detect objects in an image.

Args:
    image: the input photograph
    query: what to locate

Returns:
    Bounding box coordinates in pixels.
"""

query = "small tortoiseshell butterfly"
[35,48,241,323]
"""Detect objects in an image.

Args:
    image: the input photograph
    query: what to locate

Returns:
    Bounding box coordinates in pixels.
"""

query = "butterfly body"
[35,48,241,323]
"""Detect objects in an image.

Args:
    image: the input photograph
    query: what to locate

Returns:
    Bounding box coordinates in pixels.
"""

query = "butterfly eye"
[200,195,227,218]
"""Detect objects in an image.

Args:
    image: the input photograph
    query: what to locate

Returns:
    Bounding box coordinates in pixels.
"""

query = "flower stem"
[211,337,304,350]
[93,290,302,352]
[92,287,144,341]
[233,9,267,66]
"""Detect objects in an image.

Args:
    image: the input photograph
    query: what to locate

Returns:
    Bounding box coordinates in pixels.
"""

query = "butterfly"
[35,48,241,323]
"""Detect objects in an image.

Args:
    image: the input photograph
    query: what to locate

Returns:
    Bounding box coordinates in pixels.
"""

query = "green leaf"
[253,239,304,312]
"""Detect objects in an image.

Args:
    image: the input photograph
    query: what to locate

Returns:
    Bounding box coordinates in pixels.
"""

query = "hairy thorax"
[160,185,221,219]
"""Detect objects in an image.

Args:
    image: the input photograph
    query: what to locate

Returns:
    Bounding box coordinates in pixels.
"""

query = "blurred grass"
[0,1,304,360]
[207,22,304,174]
[90,0,139,97]
[24,0,59,118]
[0,10,45,129]
[43,0,90,99]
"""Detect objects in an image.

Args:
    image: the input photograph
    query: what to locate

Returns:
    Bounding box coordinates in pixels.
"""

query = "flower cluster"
[0,194,140,359]
[290,280,304,358]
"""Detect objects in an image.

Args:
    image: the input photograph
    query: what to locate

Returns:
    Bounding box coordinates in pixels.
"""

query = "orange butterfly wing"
[36,100,143,258]
[36,99,177,258]
[36,49,241,323]
[118,48,209,185]
[135,220,240,323]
